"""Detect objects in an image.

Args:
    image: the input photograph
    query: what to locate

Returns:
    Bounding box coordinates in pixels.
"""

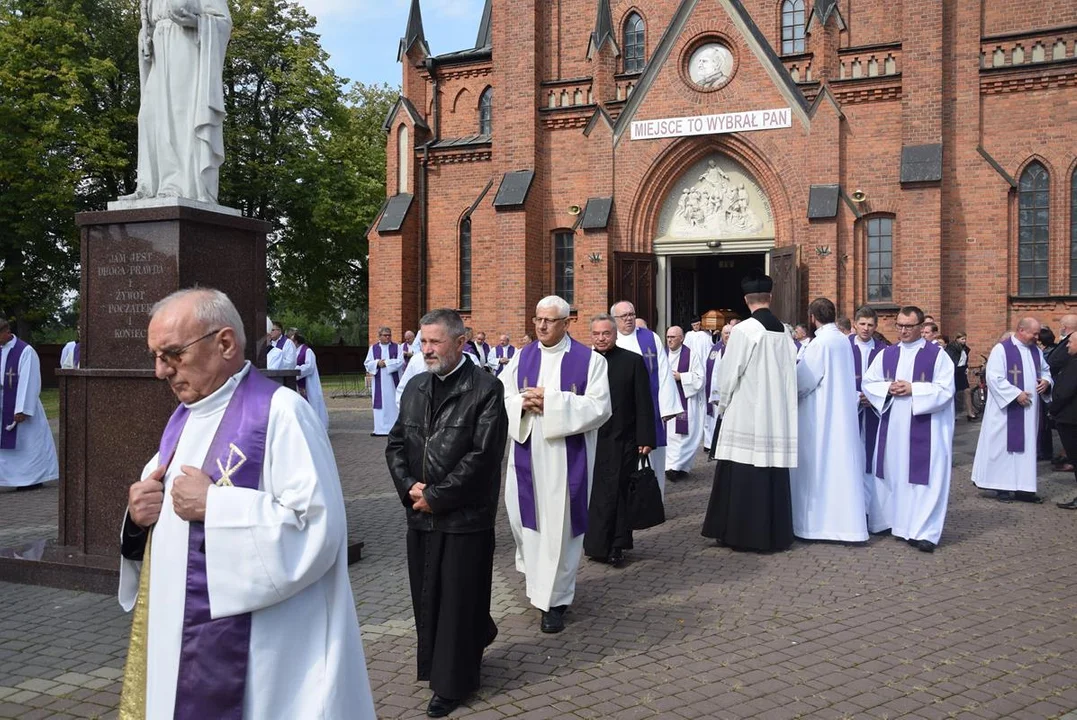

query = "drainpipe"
[418,57,441,318]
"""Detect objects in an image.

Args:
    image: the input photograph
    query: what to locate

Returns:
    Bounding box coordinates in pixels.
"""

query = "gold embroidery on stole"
[119,531,152,719]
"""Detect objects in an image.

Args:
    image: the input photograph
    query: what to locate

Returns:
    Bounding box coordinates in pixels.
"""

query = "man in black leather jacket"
[386,308,508,718]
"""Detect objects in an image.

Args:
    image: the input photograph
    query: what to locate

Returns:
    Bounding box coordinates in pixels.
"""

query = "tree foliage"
[0,0,391,340]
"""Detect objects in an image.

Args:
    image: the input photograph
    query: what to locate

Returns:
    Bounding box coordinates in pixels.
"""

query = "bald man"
[971,317,1052,503]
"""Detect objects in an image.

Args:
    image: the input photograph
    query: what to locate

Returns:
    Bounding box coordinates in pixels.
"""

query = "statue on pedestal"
[120,0,232,205]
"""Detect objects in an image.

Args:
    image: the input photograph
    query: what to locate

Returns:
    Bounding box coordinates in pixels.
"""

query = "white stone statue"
[120,0,232,205]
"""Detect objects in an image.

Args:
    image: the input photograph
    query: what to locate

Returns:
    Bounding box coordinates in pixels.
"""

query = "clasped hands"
[409,482,432,513]
[521,386,545,414]
[887,380,913,397]
[128,464,213,529]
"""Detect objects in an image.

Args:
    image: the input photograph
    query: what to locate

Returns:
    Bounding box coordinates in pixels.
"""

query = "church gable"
[611,0,811,145]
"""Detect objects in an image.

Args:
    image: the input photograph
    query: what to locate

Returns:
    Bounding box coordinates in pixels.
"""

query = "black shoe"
[14,483,44,492]
[906,538,918,547]
[540,607,565,634]
[1015,492,1044,504]
[608,548,624,567]
[1056,496,1077,509]
[426,695,462,718]
[916,540,936,553]
[665,470,678,482]
[996,491,1015,503]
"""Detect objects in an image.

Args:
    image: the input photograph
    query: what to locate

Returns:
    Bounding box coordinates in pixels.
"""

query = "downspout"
[419,57,441,318]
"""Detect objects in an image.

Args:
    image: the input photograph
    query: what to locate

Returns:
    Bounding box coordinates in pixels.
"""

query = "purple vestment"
[1001,337,1042,453]
[1,338,28,449]
[875,342,941,485]
[851,335,884,473]
[371,343,400,410]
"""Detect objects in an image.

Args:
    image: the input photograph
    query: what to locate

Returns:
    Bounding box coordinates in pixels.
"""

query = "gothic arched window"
[1018,162,1049,296]
[781,0,805,55]
[478,88,493,136]
[623,13,645,73]
[554,231,574,305]
[460,217,472,311]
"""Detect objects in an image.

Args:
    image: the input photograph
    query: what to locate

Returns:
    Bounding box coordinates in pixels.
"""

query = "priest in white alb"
[60,336,80,369]
[663,325,705,481]
[972,317,1052,503]
[611,301,682,496]
[789,298,868,542]
[684,316,715,368]
[118,288,375,719]
[862,306,955,553]
[706,322,734,455]
[289,331,329,430]
[0,320,59,490]
[364,326,405,436]
[266,320,297,370]
[502,296,611,634]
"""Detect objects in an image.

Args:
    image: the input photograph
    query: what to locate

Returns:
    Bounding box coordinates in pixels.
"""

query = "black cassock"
[584,345,657,559]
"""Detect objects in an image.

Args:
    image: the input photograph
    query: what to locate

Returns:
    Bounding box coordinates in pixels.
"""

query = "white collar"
[184,362,252,417]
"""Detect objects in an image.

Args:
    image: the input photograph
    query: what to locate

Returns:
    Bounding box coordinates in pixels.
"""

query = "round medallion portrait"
[687,42,733,90]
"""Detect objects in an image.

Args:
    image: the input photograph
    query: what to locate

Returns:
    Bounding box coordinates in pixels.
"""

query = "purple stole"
[851,335,884,472]
[274,336,286,350]
[73,342,81,368]
[512,338,592,537]
[875,342,941,486]
[371,343,400,410]
[705,342,723,417]
[296,344,309,398]
[156,368,277,719]
[1,338,28,449]
[636,328,667,447]
[1001,337,1042,453]
[666,345,691,435]
[494,344,515,377]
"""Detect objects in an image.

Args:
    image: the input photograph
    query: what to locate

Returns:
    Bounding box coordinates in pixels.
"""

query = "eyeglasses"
[613,312,636,320]
[149,329,221,367]
[533,316,567,327]
[894,323,922,330]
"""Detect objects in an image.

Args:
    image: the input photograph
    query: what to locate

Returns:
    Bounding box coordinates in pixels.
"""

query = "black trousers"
[1055,423,1077,484]
[584,449,634,558]
[407,528,497,700]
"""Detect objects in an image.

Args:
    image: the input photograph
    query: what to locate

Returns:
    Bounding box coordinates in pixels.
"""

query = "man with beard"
[583,314,655,567]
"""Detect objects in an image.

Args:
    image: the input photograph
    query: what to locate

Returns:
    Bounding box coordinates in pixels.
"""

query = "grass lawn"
[41,388,59,418]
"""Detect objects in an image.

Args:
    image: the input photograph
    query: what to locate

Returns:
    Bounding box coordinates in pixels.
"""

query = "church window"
[479,88,493,136]
[1018,162,1049,296]
[460,217,472,311]
[1070,169,1077,293]
[866,217,893,302]
[623,13,646,73]
[554,231,575,305]
[397,124,409,194]
[781,0,805,55]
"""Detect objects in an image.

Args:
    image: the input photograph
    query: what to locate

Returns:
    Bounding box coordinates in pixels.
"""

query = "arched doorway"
[654,154,775,330]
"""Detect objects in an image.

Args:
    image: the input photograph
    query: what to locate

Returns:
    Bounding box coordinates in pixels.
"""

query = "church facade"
[368,0,1077,350]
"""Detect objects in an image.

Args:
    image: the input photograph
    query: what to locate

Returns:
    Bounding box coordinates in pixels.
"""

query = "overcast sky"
[295,0,485,89]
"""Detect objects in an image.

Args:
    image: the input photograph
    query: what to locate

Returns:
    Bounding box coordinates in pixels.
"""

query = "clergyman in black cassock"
[386,309,508,717]
[584,318,657,564]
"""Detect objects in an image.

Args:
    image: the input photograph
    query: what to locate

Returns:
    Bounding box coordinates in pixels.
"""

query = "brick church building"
[368,0,1077,350]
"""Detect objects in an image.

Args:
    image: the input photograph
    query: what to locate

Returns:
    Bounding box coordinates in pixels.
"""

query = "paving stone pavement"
[2,406,1077,719]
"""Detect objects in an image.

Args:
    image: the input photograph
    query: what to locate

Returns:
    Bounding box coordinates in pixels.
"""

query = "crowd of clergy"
[1,276,1076,719]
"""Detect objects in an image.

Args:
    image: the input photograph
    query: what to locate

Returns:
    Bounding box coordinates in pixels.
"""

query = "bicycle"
[969,354,988,417]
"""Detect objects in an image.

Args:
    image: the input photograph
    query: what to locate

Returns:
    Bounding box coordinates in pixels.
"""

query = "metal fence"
[321,372,370,398]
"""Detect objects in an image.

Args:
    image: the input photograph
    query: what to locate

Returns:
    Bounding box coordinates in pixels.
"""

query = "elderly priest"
[0,319,59,490]
[364,326,405,436]
[118,288,375,719]
[972,317,1052,503]
[502,296,612,634]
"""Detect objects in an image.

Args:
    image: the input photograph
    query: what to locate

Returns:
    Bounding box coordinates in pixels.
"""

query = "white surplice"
[296,345,329,430]
[616,330,683,495]
[971,340,1051,493]
[684,330,715,368]
[0,338,59,487]
[502,336,611,612]
[364,342,405,434]
[863,339,955,544]
[60,340,78,369]
[395,351,426,408]
[706,344,726,448]
[796,337,811,362]
[266,337,298,371]
[664,345,705,473]
[789,324,868,542]
[715,318,798,468]
[118,364,375,719]
[854,337,889,532]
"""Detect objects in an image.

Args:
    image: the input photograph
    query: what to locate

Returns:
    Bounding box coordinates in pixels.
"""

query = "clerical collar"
[539,335,570,353]
[855,336,874,346]
[435,355,467,380]
[900,338,926,349]
[184,361,252,415]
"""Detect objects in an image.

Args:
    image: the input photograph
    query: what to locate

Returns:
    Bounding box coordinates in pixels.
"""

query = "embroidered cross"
[1009,363,1022,386]
[4,367,15,390]
[215,444,247,487]
[570,383,578,394]
[919,371,927,382]
[642,346,657,373]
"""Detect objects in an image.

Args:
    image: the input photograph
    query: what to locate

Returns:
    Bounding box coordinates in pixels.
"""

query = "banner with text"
[630,108,792,141]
